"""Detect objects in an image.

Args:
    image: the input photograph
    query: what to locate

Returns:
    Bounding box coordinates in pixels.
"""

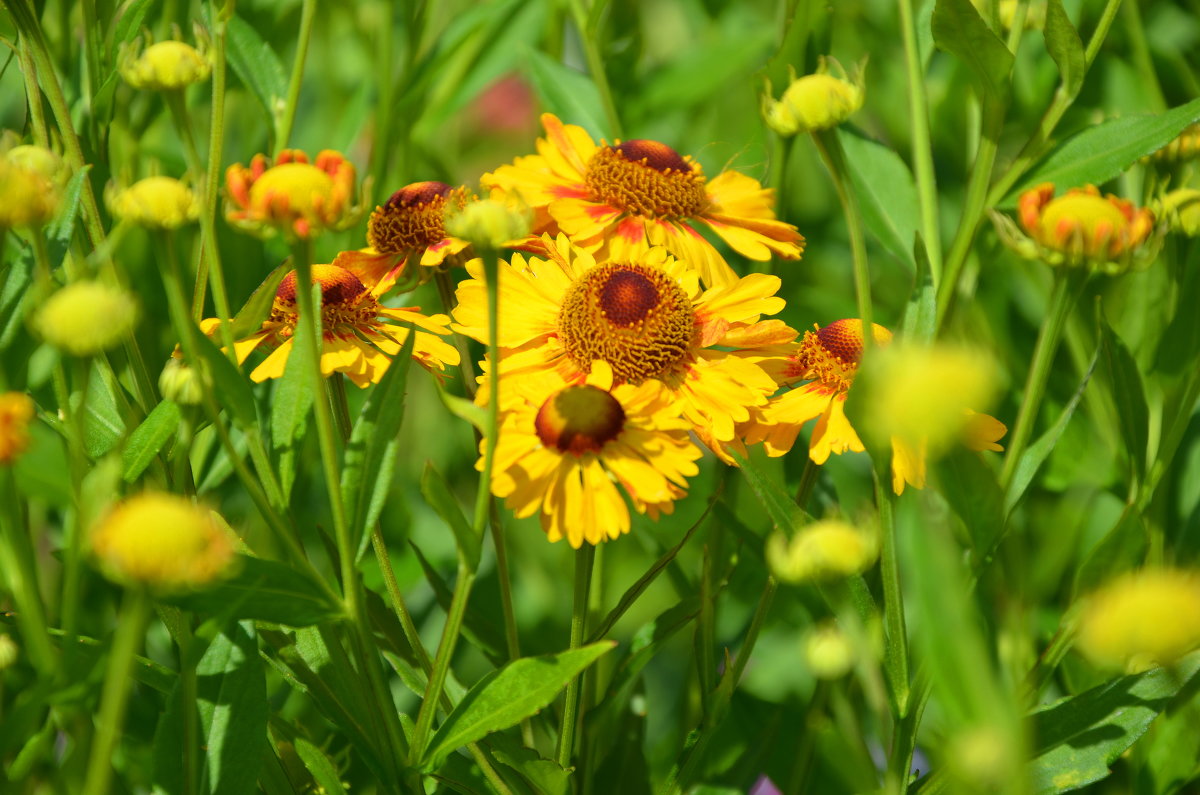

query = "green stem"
[203,10,238,356]
[17,34,50,147]
[876,473,909,718]
[565,0,622,137]
[813,129,873,343]
[52,358,89,647]
[369,0,398,196]
[410,564,476,765]
[275,0,317,153]
[557,544,596,768]
[897,0,942,281]
[887,673,931,794]
[793,455,820,510]
[999,272,1077,490]
[81,589,150,795]
[0,470,57,675]
[1121,0,1165,112]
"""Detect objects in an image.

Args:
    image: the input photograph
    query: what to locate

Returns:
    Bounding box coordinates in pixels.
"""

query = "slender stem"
[794,455,820,510]
[876,472,909,719]
[203,10,238,356]
[557,544,596,767]
[369,0,397,196]
[0,470,57,675]
[410,565,476,764]
[276,0,317,153]
[897,0,942,281]
[813,130,873,344]
[565,0,622,137]
[1120,0,1165,112]
[887,673,931,794]
[81,589,150,795]
[433,268,478,400]
[1084,0,1124,68]
[56,359,91,645]
[17,35,49,146]
[999,272,1077,490]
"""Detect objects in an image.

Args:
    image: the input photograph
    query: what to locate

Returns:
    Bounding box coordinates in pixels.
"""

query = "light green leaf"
[522,47,610,140]
[110,0,155,62]
[422,641,616,771]
[231,264,288,340]
[196,621,268,795]
[191,323,259,430]
[421,463,479,572]
[900,235,935,341]
[1099,317,1149,483]
[122,399,181,482]
[840,129,920,270]
[932,0,1014,100]
[1043,0,1084,96]
[729,448,811,537]
[226,14,288,124]
[292,736,347,795]
[270,283,317,498]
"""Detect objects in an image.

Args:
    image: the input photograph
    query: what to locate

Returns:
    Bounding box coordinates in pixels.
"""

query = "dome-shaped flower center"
[367,181,461,254]
[272,266,381,337]
[584,140,708,219]
[794,319,893,392]
[534,384,626,455]
[1039,193,1130,246]
[276,264,369,309]
[249,163,335,215]
[558,263,696,384]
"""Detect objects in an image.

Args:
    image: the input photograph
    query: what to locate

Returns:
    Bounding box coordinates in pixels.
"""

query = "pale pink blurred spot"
[471,74,537,132]
[749,774,783,795]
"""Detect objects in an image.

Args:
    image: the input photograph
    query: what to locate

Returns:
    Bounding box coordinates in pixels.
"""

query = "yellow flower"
[1076,568,1200,671]
[225,149,361,240]
[1154,188,1200,237]
[803,623,855,679]
[763,57,865,136]
[34,281,138,356]
[90,493,234,590]
[0,144,64,229]
[483,114,804,288]
[765,519,878,583]
[119,39,211,90]
[219,263,459,388]
[1004,183,1157,273]
[744,319,1006,494]
[453,235,796,460]
[332,181,473,293]
[0,392,36,466]
[485,361,702,548]
[107,176,200,229]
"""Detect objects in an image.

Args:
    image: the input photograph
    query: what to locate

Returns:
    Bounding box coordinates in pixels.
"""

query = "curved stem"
[557,544,596,768]
[812,129,873,344]
[275,0,317,153]
[898,0,942,281]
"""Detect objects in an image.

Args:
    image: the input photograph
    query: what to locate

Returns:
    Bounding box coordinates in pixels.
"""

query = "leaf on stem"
[931,0,1014,101]
[421,462,480,571]
[122,399,182,482]
[226,14,288,124]
[1043,0,1084,97]
[523,47,609,140]
[1098,312,1149,484]
[165,556,345,626]
[840,129,920,271]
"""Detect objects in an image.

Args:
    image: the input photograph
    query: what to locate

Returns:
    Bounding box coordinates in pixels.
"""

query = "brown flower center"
[793,319,893,392]
[584,140,708,219]
[558,263,696,384]
[535,384,626,455]
[367,181,464,253]
[272,265,378,336]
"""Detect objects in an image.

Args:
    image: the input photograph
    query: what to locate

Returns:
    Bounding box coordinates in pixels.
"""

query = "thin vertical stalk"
[410,564,476,763]
[876,474,909,717]
[897,0,942,280]
[1120,0,1165,112]
[565,0,622,137]
[812,130,873,345]
[202,8,237,356]
[0,471,57,675]
[557,544,596,768]
[369,0,398,196]
[17,38,49,146]
[276,0,317,153]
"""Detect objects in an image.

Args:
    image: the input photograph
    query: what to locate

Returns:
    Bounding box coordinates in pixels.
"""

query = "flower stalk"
[558,543,596,767]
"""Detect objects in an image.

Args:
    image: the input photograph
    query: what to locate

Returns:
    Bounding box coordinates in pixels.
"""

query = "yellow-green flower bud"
[158,358,205,406]
[33,281,139,357]
[0,144,64,229]
[1155,188,1200,237]
[803,624,854,679]
[763,58,864,137]
[766,519,878,583]
[107,176,201,229]
[444,196,532,250]
[119,39,211,91]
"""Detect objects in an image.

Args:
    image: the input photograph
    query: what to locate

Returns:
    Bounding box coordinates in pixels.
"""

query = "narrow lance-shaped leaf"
[729,449,811,537]
[421,462,480,571]
[122,399,182,482]
[1099,314,1149,483]
[1043,0,1084,96]
[932,0,1014,101]
[840,129,920,271]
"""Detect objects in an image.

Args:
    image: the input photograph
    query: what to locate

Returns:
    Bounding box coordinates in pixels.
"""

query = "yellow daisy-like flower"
[744,319,1007,495]
[225,149,361,240]
[486,361,702,548]
[90,493,234,590]
[219,263,459,388]
[453,235,795,459]
[1077,568,1200,671]
[483,114,804,288]
[332,181,473,292]
[0,392,36,466]
[107,176,200,229]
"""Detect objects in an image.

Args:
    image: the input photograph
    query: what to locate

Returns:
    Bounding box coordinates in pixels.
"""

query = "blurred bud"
[119,37,211,91]
[1077,568,1200,672]
[0,392,36,466]
[33,281,139,357]
[90,493,236,591]
[0,634,17,670]
[444,195,533,250]
[804,623,855,679]
[159,358,205,406]
[762,57,864,137]
[225,149,361,240]
[0,141,65,230]
[107,176,201,229]
[945,724,1018,793]
[1154,188,1200,237]
[766,519,878,583]
[1145,122,1200,166]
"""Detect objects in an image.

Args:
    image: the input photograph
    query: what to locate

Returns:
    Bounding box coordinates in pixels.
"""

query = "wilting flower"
[1154,188,1200,237]
[485,361,702,547]
[996,183,1157,273]
[766,518,878,583]
[0,392,35,465]
[453,235,795,459]
[34,281,139,356]
[484,114,804,288]
[118,37,211,90]
[745,319,1006,494]
[225,149,361,239]
[1144,122,1200,166]
[332,181,473,291]
[0,143,64,229]
[1077,568,1200,671]
[762,57,865,136]
[107,176,200,229]
[219,263,458,388]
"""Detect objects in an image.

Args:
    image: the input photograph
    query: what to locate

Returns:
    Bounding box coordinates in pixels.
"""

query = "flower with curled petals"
[483,114,804,288]
[453,235,796,459]
[225,149,361,240]
[214,263,458,388]
[485,361,702,548]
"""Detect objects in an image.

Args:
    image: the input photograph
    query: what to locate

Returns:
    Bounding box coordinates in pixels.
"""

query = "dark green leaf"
[270,283,317,500]
[840,129,920,270]
[421,463,479,571]
[122,399,181,482]
[165,556,345,626]
[522,47,610,140]
[729,448,811,537]
[292,736,347,795]
[901,234,936,342]
[226,14,288,124]
[1099,316,1149,482]
[421,641,616,771]
[46,166,92,247]
[1154,250,1200,376]
[1004,98,1200,206]
[1043,0,1084,96]
[1030,652,1200,793]
[488,734,571,795]
[932,0,1014,100]
[191,323,259,430]
[231,264,288,340]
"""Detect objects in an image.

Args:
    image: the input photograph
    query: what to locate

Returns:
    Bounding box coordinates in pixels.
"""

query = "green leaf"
[46,166,92,247]
[165,556,345,626]
[270,283,317,497]
[110,0,155,62]
[934,448,1005,557]
[1030,652,1200,794]
[522,47,610,140]
[231,264,288,340]
[1072,506,1146,598]
[421,641,616,771]
[1099,316,1149,483]
[341,330,414,560]
[226,14,288,125]
[901,235,936,342]
[1004,98,1200,206]
[1043,0,1084,96]
[840,129,920,270]
[421,463,479,571]
[931,0,1014,100]
[191,323,259,430]
[1154,256,1200,376]
[410,542,506,664]
[292,736,348,795]
[488,735,571,795]
[122,399,181,482]
[79,362,125,459]
[729,448,811,537]
[437,384,488,433]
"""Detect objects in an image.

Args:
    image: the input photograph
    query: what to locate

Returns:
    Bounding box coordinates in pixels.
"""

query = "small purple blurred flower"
[749,774,783,795]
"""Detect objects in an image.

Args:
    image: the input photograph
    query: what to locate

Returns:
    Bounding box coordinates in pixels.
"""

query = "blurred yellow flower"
[0,392,36,466]
[34,281,138,356]
[444,195,532,251]
[0,144,64,229]
[90,493,235,590]
[803,623,855,679]
[763,57,864,136]
[766,518,878,583]
[1155,188,1200,237]
[1077,568,1200,671]
[225,149,361,240]
[107,176,200,229]
[119,39,211,90]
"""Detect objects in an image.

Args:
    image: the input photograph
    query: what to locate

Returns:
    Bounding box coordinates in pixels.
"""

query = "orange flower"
[0,392,35,465]
[1012,184,1155,271]
[225,149,360,239]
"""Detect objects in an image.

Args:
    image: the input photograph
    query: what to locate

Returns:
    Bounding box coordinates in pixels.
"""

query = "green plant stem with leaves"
[0,471,57,675]
[897,0,942,281]
[875,473,909,720]
[812,129,873,344]
[566,0,622,137]
[558,543,597,767]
